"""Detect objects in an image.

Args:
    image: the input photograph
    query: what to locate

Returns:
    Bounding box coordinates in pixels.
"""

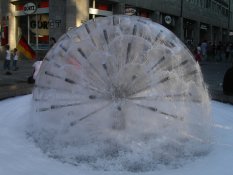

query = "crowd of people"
[193,40,233,63]
[192,40,233,95]
[1,37,232,95]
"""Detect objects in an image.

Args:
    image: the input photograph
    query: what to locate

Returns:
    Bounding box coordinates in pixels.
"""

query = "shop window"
[14,1,49,50]
[16,14,49,50]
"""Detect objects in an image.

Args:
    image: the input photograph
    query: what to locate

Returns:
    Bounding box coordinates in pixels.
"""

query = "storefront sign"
[30,15,49,36]
[200,24,208,30]
[24,3,37,14]
[164,16,172,24]
[49,19,62,28]
[125,8,137,16]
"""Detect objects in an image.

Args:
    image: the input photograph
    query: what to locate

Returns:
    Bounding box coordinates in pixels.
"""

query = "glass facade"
[15,1,49,50]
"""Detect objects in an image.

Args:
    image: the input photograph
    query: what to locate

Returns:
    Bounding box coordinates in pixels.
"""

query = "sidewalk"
[0,59,34,100]
[0,59,233,104]
[200,61,233,104]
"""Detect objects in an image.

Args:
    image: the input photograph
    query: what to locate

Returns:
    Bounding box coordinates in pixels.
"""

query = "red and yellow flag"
[17,36,36,60]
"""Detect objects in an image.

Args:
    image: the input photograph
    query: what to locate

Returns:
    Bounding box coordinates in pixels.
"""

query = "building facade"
[0,0,233,56]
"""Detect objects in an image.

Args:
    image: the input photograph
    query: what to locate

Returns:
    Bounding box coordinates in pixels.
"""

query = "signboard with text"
[24,2,37,14]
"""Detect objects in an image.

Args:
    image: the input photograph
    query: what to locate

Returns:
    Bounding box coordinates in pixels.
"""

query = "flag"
[17,36,36,60]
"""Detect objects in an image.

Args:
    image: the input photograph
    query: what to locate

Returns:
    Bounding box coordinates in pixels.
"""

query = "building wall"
[120,0,230,28]
[121,0,181,16]
[183,1,228,28]
[49,0,66,40]
[1,0,233,58]
[118,0,232,46]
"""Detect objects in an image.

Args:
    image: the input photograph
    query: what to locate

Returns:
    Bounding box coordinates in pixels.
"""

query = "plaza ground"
[0,58,233,104]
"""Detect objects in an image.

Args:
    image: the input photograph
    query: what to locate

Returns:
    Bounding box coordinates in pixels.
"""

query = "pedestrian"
[3,45,12,75]
[12,48,19,71]
[28,56,43,84]
[195,43,202,62]
[201,40,208,61]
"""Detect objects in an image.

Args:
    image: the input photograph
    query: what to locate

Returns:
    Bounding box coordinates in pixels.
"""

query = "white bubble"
[30,15,212,172]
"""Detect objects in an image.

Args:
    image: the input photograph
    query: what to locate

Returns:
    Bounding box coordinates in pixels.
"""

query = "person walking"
[195,43,202,62]
[3,45,12,75]
[27,56,43,84]
[201,40,208,61]
[12,48,19,71]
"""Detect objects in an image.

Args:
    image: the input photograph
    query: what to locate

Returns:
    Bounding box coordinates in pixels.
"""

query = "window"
[15,1,49,50]
[16,14,49,50]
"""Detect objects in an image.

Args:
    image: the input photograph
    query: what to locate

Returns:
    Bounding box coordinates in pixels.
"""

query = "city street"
[200,61,233,103]
[0,57,233,104]
[200,62,231,92]
[0,59,34,100]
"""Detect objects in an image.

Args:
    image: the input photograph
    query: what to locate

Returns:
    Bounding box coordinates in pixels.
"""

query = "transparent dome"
[31,15,212,171]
